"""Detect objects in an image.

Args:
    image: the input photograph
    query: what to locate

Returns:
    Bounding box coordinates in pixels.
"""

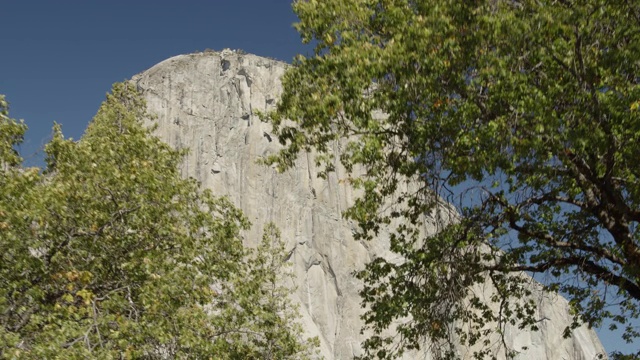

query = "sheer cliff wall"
[132,50,605,359]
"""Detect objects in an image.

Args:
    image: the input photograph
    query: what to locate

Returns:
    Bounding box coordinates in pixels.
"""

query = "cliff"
[132,50,606,359]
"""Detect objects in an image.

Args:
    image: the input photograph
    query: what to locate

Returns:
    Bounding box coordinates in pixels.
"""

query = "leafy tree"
[0,83,317,359]
[266,0,640,358]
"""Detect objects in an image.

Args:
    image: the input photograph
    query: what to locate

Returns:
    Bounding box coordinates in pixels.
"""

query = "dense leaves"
[0,83,317,359]
[267,0,640,358]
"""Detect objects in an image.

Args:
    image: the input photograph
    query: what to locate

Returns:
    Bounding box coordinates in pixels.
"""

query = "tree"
[0,83,317,359]
[266,0,640,358]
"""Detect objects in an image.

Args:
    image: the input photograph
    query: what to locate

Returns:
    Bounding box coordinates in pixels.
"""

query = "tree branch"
[487,256,640,301]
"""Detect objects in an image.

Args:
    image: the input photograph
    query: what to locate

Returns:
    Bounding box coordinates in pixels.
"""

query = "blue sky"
[0,0,635,356]
[1,0,308,165]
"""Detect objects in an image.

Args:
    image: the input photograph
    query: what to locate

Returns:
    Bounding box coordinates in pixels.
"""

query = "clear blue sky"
[0,0,634,356]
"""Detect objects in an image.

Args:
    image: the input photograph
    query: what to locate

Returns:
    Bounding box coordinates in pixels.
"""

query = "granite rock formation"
[132,50,606,359]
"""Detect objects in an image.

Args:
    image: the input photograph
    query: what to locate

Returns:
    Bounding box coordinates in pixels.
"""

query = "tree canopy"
[0,83,317,359]
[267,0,640,358]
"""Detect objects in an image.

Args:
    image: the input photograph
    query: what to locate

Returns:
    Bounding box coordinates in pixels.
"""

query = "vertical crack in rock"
[131,50,607,360]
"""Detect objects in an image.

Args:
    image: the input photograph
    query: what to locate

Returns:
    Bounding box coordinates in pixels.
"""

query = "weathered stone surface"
[132,50,606,359]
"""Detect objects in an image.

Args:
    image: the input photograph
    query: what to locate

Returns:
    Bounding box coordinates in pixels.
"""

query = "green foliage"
[0,95,27,168]
[267,0,640,358]
[0,83,317,359]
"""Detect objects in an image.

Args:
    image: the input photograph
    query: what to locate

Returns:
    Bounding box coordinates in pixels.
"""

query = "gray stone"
[132,50,606,359]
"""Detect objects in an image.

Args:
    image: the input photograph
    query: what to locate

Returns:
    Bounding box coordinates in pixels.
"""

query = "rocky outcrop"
[132,50,606,359]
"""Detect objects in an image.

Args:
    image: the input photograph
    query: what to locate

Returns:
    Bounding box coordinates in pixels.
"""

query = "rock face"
[132,50,606,359]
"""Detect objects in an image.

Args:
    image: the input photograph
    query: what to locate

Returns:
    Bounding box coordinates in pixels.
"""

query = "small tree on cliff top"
[266,0,640,358]
[0,83,317,359]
